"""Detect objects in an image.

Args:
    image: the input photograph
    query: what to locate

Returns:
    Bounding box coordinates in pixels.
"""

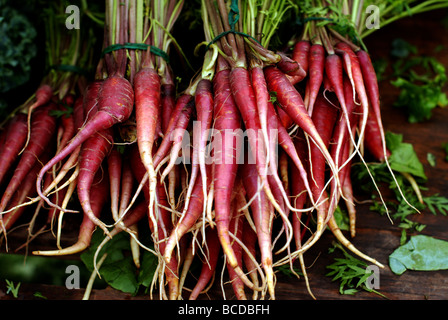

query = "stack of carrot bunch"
[0,0,428,300]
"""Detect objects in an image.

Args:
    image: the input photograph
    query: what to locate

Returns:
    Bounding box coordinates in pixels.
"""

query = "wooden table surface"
[1,9,448,301]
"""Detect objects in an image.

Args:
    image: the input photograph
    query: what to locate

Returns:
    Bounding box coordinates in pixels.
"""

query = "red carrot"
[264,65,340,203]
[304,43,325,115]
[0,114,28,186]
[36,75,134,210]
[134,67,161,233]
[23,84,53,151]
[183,78,213,220]
[242,162,275,299]
[188,227,220,300]
[0,104,57,214]
[164,167,209,263]
[1,156,42,233]
[226,207,247,300]
[33,168,110,256]
[292,39,311,75]
[77,127,114,237]
[161,82,176,134]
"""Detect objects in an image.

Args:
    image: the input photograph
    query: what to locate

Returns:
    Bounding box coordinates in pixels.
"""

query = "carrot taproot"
[0,104,57,215]
[36,75,134,210]
[242,162,275,299]
[77,127,114,237]
[304,43,325,115]
[23,84,53,152]
[188,227,220,300]
[33,168,110,256]
[292,39,311,75]
[0,114,28,186]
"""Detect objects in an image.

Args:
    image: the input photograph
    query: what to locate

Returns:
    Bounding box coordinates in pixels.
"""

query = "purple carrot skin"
[276,106,294,129]
[290,142,308,249]
[83,81,102,123]
[161,82,176,134]
[226,207,247,300]
[129,145,179,299]
[77,128,114,237]
[36,75,134,210]
[356,49,387,144]
[251,64,292,215]
[214,64,261,290]
[276,52,307,85]
[0,104,57,214]
[23,84,53,150]
[304,43,325,116]
[231,67,288,222]
[267,100,314,207]
[0,113,28,186]
[189,228,220,300]
[73,95,85,131]
[152,94,194,169]
[335,42,370,144]
[118,158,135,217]
[1,156,42,232]
[292,40,311,75]
[134,66,161,203]
[164,168,209,263]
[264,65,340,197]
[364,103,391,161]
[241,219,260,299]
[242,162,275,299]
[108,147,123,223]
[33,169,110,256]
[309,92,339,216]
[185,78,213,217]
[339,140,357,237]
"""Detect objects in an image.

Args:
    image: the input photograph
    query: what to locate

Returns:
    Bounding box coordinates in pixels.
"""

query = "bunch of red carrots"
[1,0,444,300]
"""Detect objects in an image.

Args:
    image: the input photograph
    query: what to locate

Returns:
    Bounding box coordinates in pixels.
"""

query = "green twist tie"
[206,30,260,51]
[49,64,89,76]
[101,43,170,63]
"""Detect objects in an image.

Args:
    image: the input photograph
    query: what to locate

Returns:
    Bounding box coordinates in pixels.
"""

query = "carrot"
[1,156,42,233]
[213,63,261,291]
[264,65,340,246]
[183,78,213,222]
[188,227,220,300]
[304,43,325,116]
[242,162,275,299]
[23,84,53,152]
[226,206,247,300]
[241,219,261,300]
[364,105,391,162]
[292,39,311,75]
[276,51,306,85]
[129,144,179,300]
[36,75,134,210]
[161,81,176,134]
[153,93,195,170]
[33,168,110,256]
[164,167,209,264]
[0,114,28,186]
[232,66,291,248]
[77,127,114,237]
[134,66,161,238]
[107,147,123,225]
[0,104,57,216]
